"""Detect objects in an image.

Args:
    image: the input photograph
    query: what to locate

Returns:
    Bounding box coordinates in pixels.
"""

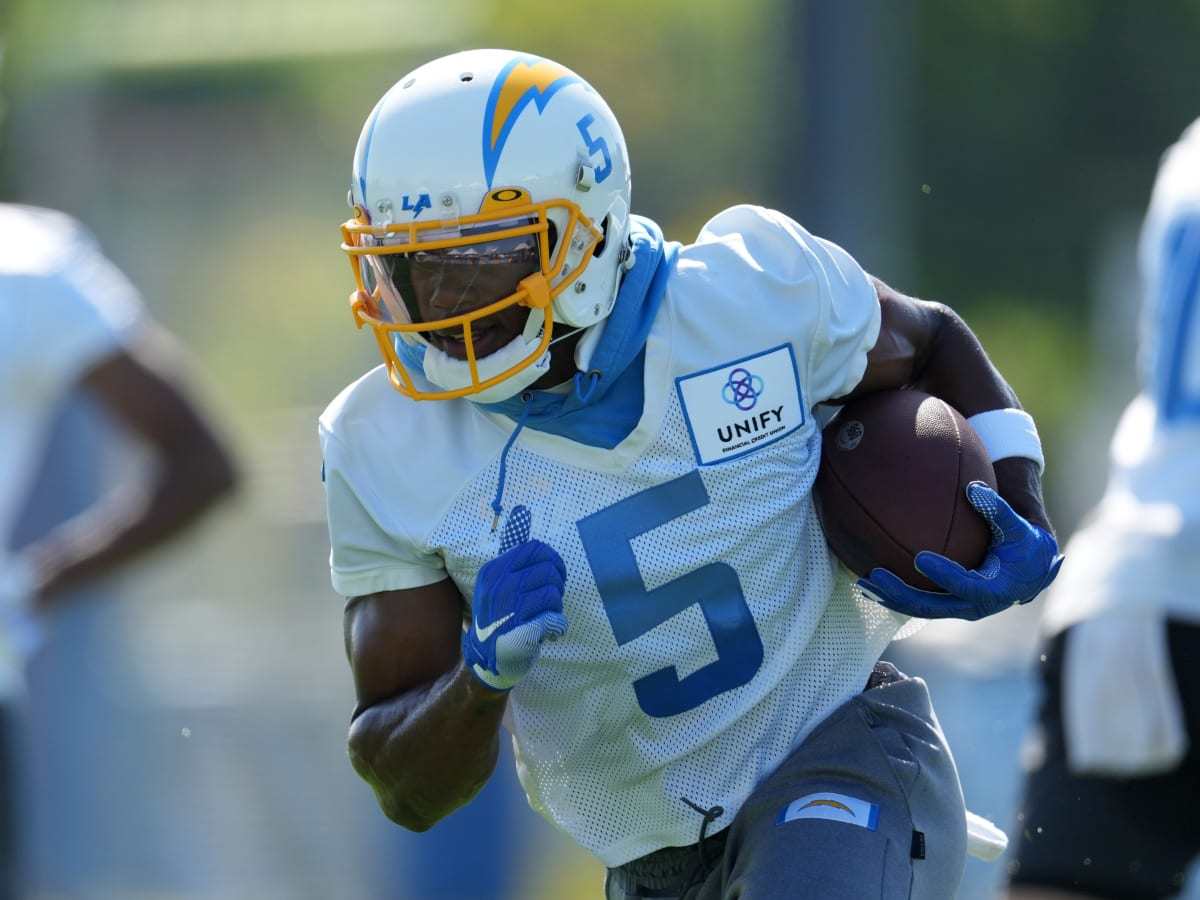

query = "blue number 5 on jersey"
[578,471,764,717]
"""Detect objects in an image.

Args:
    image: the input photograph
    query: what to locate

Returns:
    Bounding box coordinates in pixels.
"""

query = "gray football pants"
[606,665,967,899]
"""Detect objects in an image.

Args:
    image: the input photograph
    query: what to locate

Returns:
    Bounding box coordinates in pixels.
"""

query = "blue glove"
[858,481,1064,621]
[462,506,568,691]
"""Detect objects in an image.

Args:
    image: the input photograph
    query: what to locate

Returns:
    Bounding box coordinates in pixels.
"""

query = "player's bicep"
[344,579,466,713]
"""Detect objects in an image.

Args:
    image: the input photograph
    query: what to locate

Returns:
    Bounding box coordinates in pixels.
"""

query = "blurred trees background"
[0,1,1198,897]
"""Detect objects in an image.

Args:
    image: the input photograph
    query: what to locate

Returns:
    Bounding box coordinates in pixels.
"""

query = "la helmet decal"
[483,55,582,189]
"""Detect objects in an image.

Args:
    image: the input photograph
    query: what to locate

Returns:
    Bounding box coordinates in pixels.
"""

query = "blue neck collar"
[479,216,677,447]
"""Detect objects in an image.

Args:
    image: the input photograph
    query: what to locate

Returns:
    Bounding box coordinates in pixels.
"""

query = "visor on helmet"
[365,230,542,333]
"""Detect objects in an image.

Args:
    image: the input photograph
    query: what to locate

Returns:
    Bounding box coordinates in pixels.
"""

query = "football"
[813,389,997,591]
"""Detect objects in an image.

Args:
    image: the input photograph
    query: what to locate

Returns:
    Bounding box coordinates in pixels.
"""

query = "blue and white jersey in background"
[320,204,906,866]
[1042,117,1200,634]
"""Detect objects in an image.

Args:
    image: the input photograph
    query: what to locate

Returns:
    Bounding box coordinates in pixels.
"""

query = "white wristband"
[966,408,1044,473]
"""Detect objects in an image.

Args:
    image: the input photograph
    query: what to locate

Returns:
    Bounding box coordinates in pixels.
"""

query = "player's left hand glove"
[858,481,1064,621]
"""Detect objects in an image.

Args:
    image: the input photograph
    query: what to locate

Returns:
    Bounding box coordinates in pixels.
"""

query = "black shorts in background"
[1007,621,1200,899]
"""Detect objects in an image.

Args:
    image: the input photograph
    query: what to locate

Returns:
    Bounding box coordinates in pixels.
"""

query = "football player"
[0,203,238,898]
[1005,117,1200,899]
[321,49,1061,899]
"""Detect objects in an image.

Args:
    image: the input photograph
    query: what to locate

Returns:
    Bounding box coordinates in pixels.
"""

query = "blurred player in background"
[0,203,238,897]
[320,49,1062,899]
[1005,118,1200,899]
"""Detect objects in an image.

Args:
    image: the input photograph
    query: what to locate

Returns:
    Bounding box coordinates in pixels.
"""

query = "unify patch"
[676,345,805,465]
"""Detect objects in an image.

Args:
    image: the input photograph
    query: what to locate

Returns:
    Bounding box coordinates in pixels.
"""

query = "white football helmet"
[341,48,633,401]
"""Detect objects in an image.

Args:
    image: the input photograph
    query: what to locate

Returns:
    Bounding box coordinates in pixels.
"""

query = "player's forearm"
[905,304,1023,417]
[861,286,1056,535]
[27,448,237,605]
[913,316,1056,534]
[347,661,509,831]
[901,307,1054,525]
[991,457,1054,536]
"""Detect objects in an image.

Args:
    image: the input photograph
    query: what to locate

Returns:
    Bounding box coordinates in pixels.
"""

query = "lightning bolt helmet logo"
[483,57,583,189]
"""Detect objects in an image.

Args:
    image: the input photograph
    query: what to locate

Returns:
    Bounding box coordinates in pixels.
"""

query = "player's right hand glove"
[462,506,568,692]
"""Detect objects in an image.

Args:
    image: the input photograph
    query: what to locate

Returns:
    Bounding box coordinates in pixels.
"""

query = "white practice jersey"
[1041,118,1200,635]
[320,205,906,866]
[0,204,142,693]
